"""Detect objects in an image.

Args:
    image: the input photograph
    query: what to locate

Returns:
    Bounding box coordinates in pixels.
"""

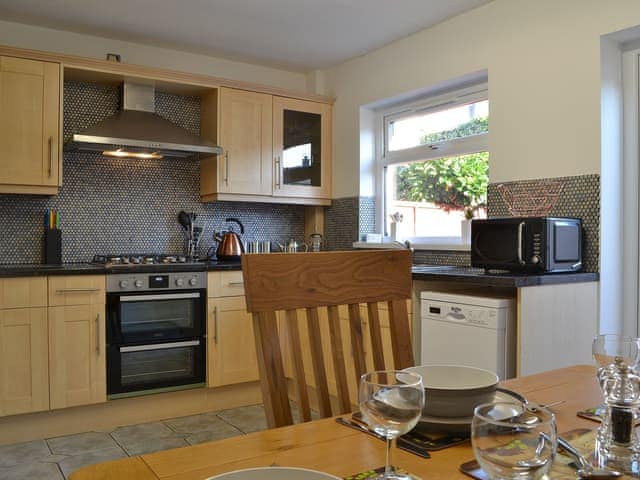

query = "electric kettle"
[212,218,245,261]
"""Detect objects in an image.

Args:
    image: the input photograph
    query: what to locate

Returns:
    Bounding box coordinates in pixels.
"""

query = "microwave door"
[473,222,521,265]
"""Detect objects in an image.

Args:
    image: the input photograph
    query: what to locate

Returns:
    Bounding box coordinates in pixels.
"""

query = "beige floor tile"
[111,421,176,446]
[165,413,241,434]
[47,431,119,456]
[0,439,52,468]
[120,436,188,456]
[215,404,268,433]
[0,462,64,480]
[185,427,243,446]
[58,446,127,478]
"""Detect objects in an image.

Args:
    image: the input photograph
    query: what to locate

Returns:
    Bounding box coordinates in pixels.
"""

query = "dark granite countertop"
[411,265,599,287]
[0,261,598,287]
[0,260,243,277]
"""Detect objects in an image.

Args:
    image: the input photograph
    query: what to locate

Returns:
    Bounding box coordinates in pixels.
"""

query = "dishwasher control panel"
[423,300,502,329]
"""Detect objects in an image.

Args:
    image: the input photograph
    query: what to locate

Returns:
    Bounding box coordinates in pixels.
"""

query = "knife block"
[44,229,62,265]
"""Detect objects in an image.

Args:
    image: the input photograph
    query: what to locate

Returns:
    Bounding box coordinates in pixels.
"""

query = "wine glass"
[471,402,557,480]
[359,370,424,480]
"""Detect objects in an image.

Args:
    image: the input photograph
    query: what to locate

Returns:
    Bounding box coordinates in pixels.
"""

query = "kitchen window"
[378,84,489,248]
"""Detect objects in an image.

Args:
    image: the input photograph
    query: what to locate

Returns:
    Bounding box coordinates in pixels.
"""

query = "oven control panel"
[107,272,207,292]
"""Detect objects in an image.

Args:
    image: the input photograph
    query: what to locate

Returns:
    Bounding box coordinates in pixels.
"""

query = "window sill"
[353,237,470,252]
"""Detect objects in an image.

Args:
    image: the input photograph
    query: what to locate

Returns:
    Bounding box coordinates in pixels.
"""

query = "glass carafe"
[593,334,640,475]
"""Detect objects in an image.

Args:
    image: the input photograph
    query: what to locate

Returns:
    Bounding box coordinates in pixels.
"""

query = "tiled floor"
[0,404,272,480]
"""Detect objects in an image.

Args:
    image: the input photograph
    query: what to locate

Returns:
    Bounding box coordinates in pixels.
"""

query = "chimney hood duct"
[65,82,223,159]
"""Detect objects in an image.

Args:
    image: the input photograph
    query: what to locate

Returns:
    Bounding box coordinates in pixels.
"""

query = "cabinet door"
[215,88,273,196]
[0,56,60,190]
[273,97,331,199]
[49,304,106,409]
[0,308,49,416]
[207,297,259,387]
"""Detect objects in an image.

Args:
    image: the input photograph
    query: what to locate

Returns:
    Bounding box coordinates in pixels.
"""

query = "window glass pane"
[387,100,488,152]
[386,152,489,238]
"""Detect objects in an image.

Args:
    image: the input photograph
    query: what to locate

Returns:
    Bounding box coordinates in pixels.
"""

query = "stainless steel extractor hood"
[65,82,223,159]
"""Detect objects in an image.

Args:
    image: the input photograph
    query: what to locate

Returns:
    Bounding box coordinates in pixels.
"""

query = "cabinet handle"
[224,152,229,185]
[56,288,100,294]
[48,136,53,178]
[275,155,281,188]
[95,314,102,356]
[227,281,244,287]
[213,306,218,344]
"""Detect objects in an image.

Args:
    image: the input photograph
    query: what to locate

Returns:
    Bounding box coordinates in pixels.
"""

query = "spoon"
[555,435,623,479]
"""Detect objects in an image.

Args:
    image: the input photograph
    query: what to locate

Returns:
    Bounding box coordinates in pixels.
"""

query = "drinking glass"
[471,402,557,480]
[359,370,424,480]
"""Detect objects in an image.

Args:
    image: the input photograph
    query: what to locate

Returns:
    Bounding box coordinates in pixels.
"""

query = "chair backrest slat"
[347,303,367,386]
[284,309,312,422]
[388,299,414,369]
[252,311,292,427]
[306,307,333,417]
[327,305,351,414]
[366,302,386,371]
[242,250,413,429]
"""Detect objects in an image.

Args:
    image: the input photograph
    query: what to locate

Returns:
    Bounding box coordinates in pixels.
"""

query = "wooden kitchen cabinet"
[0,277,49,417]
[207,271,258,387]
[200,89,332,206]
[48,275,106,409]
[201,88,273,198]
[273,96,331,201]
[0,55,61,195]
[207,296,259,387]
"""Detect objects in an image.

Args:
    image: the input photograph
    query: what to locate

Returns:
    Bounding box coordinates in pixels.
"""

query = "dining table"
[70,365,602,480]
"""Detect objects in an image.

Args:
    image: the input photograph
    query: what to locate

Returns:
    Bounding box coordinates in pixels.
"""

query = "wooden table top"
[70,365,601,480]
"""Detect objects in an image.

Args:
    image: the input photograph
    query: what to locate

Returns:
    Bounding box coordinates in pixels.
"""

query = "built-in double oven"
[106,271,207,398]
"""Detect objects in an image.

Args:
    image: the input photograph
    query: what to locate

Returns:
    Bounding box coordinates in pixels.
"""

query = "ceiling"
[0,0,492,71]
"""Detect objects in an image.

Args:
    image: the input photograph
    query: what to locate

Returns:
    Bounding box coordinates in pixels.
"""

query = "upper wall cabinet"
[0,56,61,195]
[273,97,331,201]
[201,87,273,197]
[200,88,331,205]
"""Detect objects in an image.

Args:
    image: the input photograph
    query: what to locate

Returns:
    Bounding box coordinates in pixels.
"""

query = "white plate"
[206,467,341,480]
[417,388,525,432]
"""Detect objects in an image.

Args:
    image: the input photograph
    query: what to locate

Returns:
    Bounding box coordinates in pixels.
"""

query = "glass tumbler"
[471,402,557,480]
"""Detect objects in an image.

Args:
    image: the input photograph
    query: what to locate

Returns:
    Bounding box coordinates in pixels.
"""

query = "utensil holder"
[44,229,62,265]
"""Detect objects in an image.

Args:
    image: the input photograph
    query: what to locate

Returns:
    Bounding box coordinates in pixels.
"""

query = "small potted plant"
[389,211,403,241]
[461,206,474,243]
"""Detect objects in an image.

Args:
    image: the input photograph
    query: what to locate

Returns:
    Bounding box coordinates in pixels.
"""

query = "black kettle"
[212,218,245,261]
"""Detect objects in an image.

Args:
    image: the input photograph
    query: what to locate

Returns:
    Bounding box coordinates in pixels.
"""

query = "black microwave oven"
[471,217,583,273]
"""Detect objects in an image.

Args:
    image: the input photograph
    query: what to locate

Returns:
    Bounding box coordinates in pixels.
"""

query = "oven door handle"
[119,293,201,302]
[119,340,200,353]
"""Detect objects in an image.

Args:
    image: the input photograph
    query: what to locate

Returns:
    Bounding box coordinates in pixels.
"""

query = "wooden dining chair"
[241,249,414,428]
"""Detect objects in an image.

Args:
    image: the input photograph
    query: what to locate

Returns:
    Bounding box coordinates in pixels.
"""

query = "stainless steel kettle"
[213,218,245,261]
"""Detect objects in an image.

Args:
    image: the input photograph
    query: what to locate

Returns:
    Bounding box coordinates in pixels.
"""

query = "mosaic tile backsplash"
[487,174,600,272]
[0,82,305,264]
[325,197,359,251]
[339,175,601,270]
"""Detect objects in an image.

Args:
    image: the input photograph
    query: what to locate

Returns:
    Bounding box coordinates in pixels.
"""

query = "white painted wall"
[0,20,308,91]
[320,0,640,198]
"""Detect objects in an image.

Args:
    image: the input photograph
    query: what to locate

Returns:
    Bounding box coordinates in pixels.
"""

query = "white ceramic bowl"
[206,467,341,480]
[404,364,499,418]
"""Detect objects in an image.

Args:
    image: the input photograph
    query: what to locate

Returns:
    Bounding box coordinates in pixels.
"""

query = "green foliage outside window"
[394,117,489,212]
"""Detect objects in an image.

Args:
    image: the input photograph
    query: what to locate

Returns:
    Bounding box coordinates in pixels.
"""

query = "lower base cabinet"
[0,307,49,416]
[207,296,259,387]
[48,304,106,409]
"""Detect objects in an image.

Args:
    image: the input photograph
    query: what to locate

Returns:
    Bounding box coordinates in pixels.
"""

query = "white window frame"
[375,83,489,250]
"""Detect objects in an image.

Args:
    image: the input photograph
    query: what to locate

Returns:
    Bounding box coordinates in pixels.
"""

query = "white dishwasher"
[420,291,516,379]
